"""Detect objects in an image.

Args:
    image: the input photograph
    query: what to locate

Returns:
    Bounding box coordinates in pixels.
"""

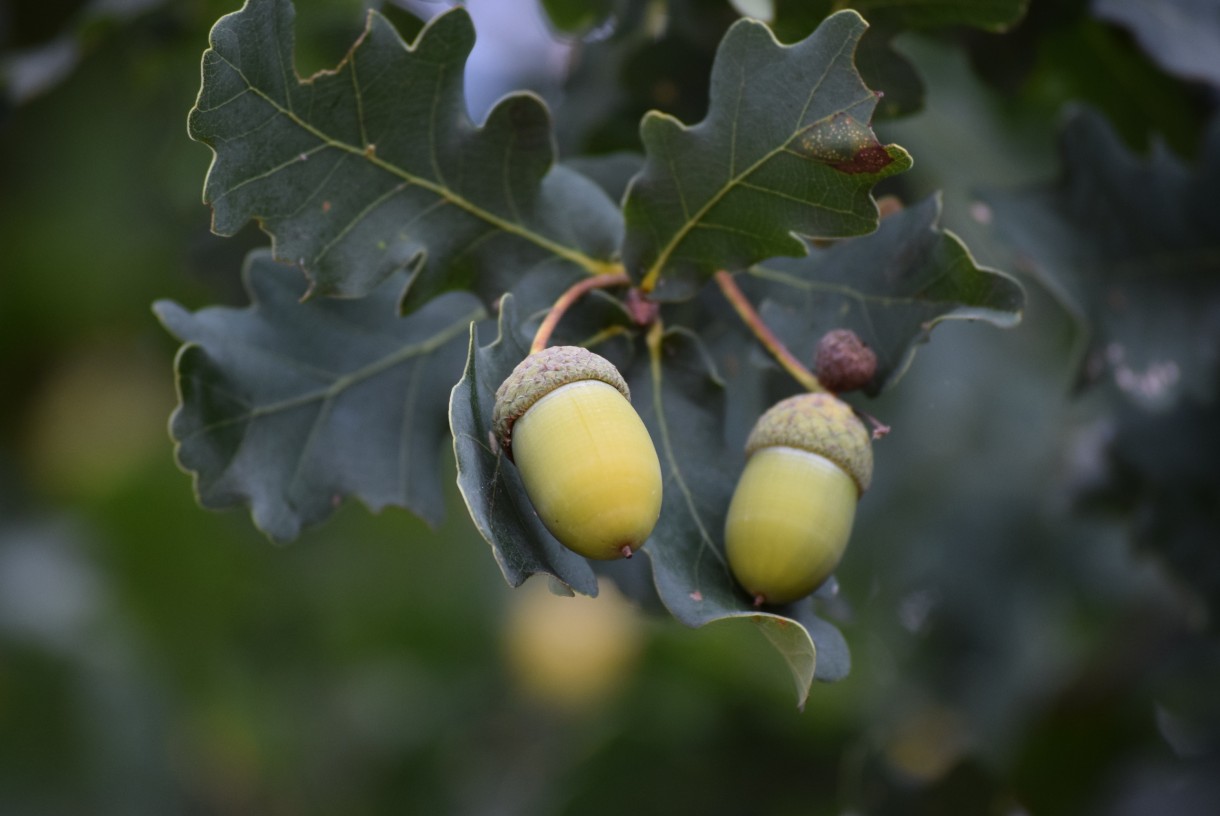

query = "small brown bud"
[876,194,904,220]
[815,329,877,393]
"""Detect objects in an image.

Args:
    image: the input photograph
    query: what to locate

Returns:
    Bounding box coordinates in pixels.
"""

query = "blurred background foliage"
[1,0,1218,813]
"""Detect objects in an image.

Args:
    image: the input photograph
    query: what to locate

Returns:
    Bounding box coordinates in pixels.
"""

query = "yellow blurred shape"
[502,577,645,712]
[883,702,970,782]
[23,338,173,498]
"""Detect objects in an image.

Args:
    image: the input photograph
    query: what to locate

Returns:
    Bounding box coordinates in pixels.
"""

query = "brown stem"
[624,287,660,327]
[714,270,824,393]
[529,273,632,355]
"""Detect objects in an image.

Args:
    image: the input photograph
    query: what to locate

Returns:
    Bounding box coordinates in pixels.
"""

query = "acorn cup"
[493,346,663,560]
[725,392,873,606]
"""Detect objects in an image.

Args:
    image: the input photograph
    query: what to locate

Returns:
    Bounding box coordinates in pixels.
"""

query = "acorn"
[725,392,872,606]
[493,346,663,560]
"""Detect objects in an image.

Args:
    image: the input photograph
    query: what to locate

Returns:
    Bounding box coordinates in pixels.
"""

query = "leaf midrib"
[639,92,878,291]
[182,305,485,440]
[636,15,868,289]
[748,265,1015,311]
[646,326,728,590]
[209,52,606,276]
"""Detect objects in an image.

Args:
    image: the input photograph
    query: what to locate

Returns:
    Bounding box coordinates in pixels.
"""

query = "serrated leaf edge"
[640,323,827,706]
[447,295,600,596]
[153,281,484,541]
[190,1,618,293]
[630,10,913,293]
[748,191,1025,391]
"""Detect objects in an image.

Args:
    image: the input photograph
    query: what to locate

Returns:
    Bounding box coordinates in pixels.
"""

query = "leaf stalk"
[530,273,632,354]
[714,270,825,393]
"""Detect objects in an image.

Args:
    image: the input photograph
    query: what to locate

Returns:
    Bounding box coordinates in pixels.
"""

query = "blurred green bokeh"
[2,1,1218,814]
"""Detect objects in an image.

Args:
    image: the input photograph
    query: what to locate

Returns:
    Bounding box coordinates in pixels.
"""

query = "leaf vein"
[208,51,601,273]
[648,332,728,584]
[286,151,350,218]
[643,87,881,286]
[350,55,370,149]
[314,182,411,264]
[197,86,253,113]
[217,143,331,202]
[181,307,482,445]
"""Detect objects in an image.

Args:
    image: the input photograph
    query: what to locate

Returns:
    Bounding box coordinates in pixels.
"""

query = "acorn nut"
[493,346,663,560]
[725,392,872,606]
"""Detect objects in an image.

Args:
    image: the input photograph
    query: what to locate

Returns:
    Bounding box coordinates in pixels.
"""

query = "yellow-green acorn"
[493,346,663,560]
[725,392,873,606]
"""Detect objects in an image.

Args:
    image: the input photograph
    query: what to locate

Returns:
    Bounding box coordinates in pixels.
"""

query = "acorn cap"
[493,345,630,454]
[745,392,873,493]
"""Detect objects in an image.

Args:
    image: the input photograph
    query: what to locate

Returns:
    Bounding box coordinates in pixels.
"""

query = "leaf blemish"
[795,112,894,175]
[830,145,894,175]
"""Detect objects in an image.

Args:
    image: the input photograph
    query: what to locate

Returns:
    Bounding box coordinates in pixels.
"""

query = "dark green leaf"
[840,0,1027,31]
[1010,17,1208,156]
[1094,0,1220,88]
[984,105,1220,627]
[984,109,1220,623]
[742,194,1023,394]
[622,10,911,302]
[449,294,599,596]
[1090,398,1220,624]
[761,0,1029,118]
[743,0,1028,33]
[540,0,615,35]
[188,0,622,310]
[552,0,735,155]
[985,108,1220,406]
[154,250,485,542]
[633,324,849,705]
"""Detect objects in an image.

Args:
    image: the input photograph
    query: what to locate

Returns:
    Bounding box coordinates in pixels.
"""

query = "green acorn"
[725,392,872,605]
[493,346,663,560]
